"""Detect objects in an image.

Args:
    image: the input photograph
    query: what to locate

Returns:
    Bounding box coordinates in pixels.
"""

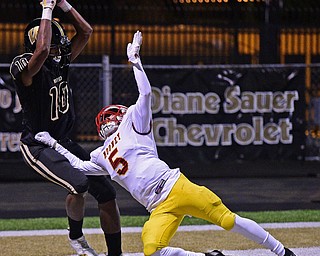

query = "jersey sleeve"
[10,53,33,81]
[55,143,107,176]
[131,59,152,133]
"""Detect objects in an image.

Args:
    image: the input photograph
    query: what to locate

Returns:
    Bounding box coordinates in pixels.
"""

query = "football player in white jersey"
[35,31,296,256]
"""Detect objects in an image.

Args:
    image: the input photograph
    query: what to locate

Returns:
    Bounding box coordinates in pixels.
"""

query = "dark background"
[1,1,320,181]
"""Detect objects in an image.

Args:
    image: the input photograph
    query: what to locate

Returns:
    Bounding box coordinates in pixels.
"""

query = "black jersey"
[10,53,75,144]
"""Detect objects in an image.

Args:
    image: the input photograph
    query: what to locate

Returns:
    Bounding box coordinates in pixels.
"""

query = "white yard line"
[70,247,320,256]
[2,223,319,256]
[1,222,320,237]
[120,247,320,256]
[223,247,320,256]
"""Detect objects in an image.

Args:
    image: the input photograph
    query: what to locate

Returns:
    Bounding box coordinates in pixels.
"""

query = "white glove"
[40,0,56,10]
[35,132,57,148]
[127,30,142,64]
[57,0,72,12]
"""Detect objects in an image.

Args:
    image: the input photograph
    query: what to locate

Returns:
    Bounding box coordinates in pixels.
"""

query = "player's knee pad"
[72,179,89,194]
[90,185,116,204]
[88,176,117,204]
[220,210,236,231]
[209,200,236,230]
[144,242,159,256]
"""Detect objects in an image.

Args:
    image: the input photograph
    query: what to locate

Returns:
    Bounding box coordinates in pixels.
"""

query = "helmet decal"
[27,26,39,46]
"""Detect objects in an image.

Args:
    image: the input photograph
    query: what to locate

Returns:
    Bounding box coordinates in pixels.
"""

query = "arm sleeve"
[10,53,33,81]
[55,143,107,175]
[131,59,152,133]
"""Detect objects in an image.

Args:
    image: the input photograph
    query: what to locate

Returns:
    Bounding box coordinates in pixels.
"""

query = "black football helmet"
[24,18,71,67]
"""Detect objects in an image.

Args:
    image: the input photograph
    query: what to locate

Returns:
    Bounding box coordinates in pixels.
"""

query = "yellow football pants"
[142,173,236,256]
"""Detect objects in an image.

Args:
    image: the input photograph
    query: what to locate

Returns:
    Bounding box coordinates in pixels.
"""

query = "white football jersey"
[90,105,180,212]
[58,59,180,212]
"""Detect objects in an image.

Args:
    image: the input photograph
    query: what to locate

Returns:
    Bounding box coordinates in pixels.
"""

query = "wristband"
[42,8,53,20]
[58,0,72,12]
[52,140,57,149]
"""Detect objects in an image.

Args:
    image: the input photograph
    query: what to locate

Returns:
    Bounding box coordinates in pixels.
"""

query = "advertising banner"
[143,67,306,176]
[0,65,307,179]
[0,70,22,161]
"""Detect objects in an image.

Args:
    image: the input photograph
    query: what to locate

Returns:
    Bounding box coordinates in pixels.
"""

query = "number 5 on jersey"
[108,147,128,175]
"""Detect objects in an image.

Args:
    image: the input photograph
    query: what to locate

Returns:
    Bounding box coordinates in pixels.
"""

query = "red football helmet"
[95,105,128,139]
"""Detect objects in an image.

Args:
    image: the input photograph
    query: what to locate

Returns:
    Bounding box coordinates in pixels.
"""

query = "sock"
[262,231,285,255]
[68,216,83,240]
[104,231,122,256]
[231,215,285,256]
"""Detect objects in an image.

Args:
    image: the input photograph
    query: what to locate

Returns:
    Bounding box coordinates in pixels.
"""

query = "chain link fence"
[68,64,104,140]
[2,61,320,179]
[66,61,320,163]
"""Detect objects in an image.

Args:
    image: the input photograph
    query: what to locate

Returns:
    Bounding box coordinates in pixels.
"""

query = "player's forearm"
[23,18,51,85]
[55,144,106,175]
[34,19,51,57]
[132,60,152,132]
[55,143,84,169]
[66,8,93,40]
[133,60,151,96]
[65,8,93,61]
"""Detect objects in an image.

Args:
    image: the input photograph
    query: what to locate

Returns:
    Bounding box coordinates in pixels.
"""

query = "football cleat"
[69,235,99,256]
[204,250,226,256]
[284,247,296,256]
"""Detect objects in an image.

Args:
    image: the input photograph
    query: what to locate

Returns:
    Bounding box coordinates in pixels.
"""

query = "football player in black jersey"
[9,1,122,255]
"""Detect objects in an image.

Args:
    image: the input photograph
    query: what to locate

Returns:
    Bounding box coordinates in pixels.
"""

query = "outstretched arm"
[21,0,56,86]
[56,0,93,62]
[35,132,106,175]
[127,31,152,133]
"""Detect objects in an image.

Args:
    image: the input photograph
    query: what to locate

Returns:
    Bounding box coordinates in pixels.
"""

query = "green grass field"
[1,209,320,231]
[1,210,320,255]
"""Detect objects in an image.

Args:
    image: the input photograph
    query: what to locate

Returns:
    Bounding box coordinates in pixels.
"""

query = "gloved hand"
[127,30,142,64]
[40,0,56,10]
[57,0,72,12]
[35,132,57,149]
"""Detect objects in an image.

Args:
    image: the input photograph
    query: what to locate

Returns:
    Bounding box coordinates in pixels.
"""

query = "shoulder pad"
[10,53,33,80]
